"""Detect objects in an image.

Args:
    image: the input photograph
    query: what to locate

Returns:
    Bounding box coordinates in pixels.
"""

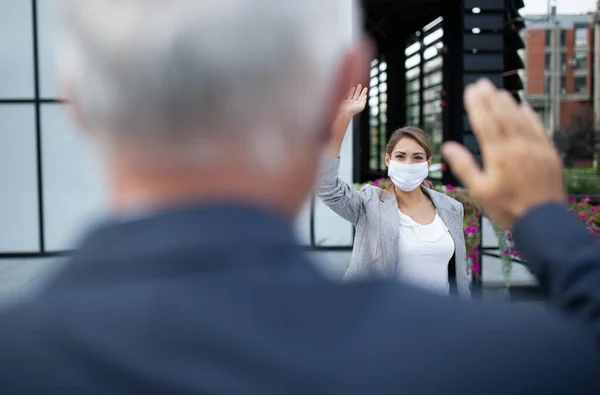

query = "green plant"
[564,171,600,195]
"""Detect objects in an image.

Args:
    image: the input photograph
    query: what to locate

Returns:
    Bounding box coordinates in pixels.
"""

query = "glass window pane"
[410,105,420,118]
[423,100,442,115]
[379,123,386,170]
[574,76,587,94]
[38,0,63,99]
[424,57,442,73]
[575,28,588,47]
[575,51,588,69]
[407,92,419,106]
[0,0,34,98]
[41,104,109,251]
[424,71,443,88]
[423,46,439,60]
[424,28,443,46]
[408,79,420,93]
[406,54,421,69]
[423,86,442,102]
[405,42,420,57]
[294,198,311,246]
[0,104,40,252]
[369,126,379,170]
[406,67,420,79]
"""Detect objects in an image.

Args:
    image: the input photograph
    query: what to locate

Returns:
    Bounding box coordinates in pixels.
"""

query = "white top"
[396,210,455,295]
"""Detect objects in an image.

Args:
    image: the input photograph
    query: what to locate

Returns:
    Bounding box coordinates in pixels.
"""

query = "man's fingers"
[442,142,485,191]
[521,103,550,142]
[488,90,523,138]
[464,80,503,148]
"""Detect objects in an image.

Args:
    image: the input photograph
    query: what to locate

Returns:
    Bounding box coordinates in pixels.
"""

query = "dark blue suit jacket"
[0,203,599,394]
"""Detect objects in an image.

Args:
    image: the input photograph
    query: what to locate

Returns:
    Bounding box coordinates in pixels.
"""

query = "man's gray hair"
[58,0,359,147]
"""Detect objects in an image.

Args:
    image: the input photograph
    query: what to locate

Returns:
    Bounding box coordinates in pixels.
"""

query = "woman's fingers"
[352,84,362,101]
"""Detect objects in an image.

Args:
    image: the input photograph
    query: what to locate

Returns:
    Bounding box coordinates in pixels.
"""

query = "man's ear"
[60,77,92,139]
[322,38,373,144]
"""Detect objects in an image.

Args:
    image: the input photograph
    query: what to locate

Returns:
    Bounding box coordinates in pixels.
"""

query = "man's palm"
[342,85,368,116]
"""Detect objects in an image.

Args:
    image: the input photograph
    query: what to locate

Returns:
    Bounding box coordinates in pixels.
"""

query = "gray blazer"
[317,157,471,299]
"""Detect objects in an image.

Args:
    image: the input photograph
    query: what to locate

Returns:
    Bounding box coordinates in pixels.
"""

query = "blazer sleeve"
[513,203,600,344]
[316,157,370,226]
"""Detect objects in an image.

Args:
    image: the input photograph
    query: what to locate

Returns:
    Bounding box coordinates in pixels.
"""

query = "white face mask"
[387,161,429,192]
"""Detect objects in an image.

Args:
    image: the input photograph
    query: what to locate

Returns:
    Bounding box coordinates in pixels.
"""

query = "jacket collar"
[69,203,300,267]
[381,185,456,212]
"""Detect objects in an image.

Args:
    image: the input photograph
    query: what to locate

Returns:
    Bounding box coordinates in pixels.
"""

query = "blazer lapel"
[378,191,399,277]
[436,207,462,247]
[423,188,463,252]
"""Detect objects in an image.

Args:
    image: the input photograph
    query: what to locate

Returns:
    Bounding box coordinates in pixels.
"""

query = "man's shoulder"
[0,277,599,393]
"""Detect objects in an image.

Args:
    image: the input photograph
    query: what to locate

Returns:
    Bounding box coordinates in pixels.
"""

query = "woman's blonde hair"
[382,126,434,198]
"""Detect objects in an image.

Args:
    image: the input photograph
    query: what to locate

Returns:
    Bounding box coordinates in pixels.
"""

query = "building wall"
[526,29,546,96]
[525,15,594,130]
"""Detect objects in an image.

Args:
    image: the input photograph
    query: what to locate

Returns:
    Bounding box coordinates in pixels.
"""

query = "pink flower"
[583,196,591,203]
[591,207,597,213]
[472,262,481,274]
[446,184,454,191]
[471,221,478,226]
[465,227,478,235]
[567,197,576,204]
[373,180,380,186]
[578,211,587,220]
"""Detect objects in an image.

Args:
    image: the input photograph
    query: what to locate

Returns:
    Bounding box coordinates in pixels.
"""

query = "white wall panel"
[41,104,108,251]
[0,104,40,252]
[480,217,536,286]
[37,0,61,99]
[313,0,357,247]
[0,0,34,98]
[294,197,312,246]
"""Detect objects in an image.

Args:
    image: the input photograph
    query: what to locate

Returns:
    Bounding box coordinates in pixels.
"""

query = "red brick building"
[525,14,593,131]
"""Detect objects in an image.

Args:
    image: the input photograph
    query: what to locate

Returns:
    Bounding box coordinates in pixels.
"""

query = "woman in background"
[318,86,470,298]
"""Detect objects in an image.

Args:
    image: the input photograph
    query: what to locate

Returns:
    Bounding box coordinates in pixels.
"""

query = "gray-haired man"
[0,1,598,394]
